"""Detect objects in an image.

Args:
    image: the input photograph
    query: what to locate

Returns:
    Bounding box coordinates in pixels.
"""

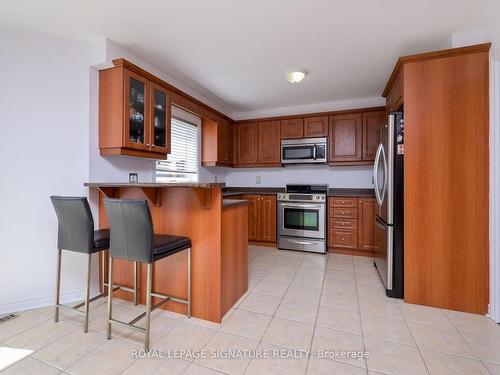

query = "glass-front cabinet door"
[124,70,149,150]
[149,83,170,154]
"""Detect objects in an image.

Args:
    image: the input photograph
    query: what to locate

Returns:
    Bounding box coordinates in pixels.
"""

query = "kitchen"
[1,2,500,374]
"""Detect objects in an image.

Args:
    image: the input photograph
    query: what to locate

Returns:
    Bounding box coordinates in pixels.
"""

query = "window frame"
[156,106,201,183]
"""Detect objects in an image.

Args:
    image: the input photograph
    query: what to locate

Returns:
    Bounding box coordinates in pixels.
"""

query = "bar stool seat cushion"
[153,234,191,260]
[93,229,110,251]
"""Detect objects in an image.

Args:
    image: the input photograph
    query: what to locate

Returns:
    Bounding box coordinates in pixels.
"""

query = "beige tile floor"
[2,245,500,374]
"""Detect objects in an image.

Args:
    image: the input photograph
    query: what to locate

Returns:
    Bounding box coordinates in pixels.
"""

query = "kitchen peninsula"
[84,182,248,323]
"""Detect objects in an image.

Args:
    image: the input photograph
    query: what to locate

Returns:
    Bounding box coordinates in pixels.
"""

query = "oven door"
[278,202,325,239]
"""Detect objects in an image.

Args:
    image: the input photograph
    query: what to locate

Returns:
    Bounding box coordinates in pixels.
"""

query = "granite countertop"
[85,182,226,188]
[222,199,248,208]
[328,188,375,197]
[222,187,284,197]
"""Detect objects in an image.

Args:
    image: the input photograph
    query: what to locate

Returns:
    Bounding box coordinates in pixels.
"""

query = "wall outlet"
[256,176,261,185]
[214,175,218,183]
[129,173,138,183]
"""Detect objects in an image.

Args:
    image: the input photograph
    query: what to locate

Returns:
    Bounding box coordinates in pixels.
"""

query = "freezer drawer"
[278,236,326,253]
[374,217,393,290]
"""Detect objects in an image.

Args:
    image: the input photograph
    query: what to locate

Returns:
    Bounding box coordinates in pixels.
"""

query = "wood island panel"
[98,187,227,322]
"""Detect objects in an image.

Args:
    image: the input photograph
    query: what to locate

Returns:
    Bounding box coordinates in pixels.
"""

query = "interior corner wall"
[0,27,98,314]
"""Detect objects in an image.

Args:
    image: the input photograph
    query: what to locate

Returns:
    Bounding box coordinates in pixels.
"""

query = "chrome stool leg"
[54,249,62,323]
[187,247,191,318]
[145,263,153,351]
[107,257,114,340]
[134,261,138,306]
[83,254,92,333]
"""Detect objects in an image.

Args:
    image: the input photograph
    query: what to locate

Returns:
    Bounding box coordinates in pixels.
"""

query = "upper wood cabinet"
[201,118,233,166]
[385,69,403,113]
[362,111,385,161]
[234,121,280,166]
[281,118,304,139]
[328,110,385,165]
[99,65,171,159]
[329,113,362,164]
[234,123,259,165]
[258,120,281,165]
[304,116,329,137]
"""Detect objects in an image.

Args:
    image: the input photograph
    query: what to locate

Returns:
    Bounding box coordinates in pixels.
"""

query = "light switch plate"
[256,176,261,184]
[129,173,138,183]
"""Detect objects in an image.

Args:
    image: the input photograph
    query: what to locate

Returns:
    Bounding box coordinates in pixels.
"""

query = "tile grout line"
[395,295,431,375]
[442,309,494,375]
[241,248,305,375]
[352,256,370,375]
[303,252,328,375]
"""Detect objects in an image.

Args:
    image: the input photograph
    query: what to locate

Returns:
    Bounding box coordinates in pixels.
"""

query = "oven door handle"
[286,239,319,246]
[279,203,324,209]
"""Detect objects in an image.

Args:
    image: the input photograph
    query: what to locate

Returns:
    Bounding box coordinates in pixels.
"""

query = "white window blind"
[156,116,198,182]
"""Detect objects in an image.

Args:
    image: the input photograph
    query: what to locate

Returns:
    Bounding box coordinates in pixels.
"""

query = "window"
[156,111,199,182]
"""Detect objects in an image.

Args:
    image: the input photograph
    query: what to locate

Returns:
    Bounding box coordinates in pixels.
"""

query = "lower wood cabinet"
[328,196,375,255]
[241,194,277,244]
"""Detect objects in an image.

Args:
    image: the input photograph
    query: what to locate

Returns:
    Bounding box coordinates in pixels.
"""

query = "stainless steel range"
[277,184,328,253]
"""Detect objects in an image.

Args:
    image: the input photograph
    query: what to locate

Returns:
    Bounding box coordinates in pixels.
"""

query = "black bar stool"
[50,196,139,332]
[103,198,192,351]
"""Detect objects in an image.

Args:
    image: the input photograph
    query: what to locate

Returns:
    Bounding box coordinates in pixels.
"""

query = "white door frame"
[489,58,500,322]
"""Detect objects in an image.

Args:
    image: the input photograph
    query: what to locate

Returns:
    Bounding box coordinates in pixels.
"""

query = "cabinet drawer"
[331,208,358,219]
[330,197,357,208]
[331,218,358,230]
[330,229,358,249]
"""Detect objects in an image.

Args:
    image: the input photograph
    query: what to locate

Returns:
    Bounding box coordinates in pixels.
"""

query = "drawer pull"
[342,211,345,214]
[341,200,345,204]
[342,222,345,226]
[341,237,345,241]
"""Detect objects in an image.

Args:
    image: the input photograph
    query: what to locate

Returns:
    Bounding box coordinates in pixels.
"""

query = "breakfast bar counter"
[85,182,248,323]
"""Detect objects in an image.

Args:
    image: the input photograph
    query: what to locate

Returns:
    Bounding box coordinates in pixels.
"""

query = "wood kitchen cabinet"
[99,61,171,159]
[357,198,376,251]
[202,118,233,166]
[362,111,385,161]
[241,194,277,245]
[258,120,281,165]
[281,118,304,139]
[304,116,329,137]
[328,111,384,165]
[328,113,362,164]
[234,121,280,167]
[234,123,259,165]
[328,196,375,256]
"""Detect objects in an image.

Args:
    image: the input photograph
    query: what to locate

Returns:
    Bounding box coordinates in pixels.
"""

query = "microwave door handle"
[313,145,317,160]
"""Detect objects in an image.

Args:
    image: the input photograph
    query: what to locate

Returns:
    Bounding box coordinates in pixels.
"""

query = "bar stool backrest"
[103,199,154,263]
[50,196,94,253]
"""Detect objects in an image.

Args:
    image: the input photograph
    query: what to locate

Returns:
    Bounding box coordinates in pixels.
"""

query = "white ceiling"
[0,0,498,118]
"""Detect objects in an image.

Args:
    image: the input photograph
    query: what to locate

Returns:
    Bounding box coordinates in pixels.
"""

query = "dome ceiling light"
[286,69,307,83]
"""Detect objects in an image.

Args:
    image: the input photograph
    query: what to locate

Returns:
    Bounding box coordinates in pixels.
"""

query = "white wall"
[0,27,97,314]
[226,165,373,188]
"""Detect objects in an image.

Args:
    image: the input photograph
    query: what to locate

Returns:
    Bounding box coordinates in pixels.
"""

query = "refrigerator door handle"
[373,143,383,206]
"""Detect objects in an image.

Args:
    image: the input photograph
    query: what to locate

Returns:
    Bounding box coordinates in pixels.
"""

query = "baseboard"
[249,241,277,248]
[0,287,100,316]
[328,247,374,257]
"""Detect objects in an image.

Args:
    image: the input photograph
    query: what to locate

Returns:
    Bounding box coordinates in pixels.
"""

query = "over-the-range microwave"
[281,137,327,165]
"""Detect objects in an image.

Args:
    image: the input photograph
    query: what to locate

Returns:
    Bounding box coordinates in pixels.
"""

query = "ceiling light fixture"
[286,69,307,83]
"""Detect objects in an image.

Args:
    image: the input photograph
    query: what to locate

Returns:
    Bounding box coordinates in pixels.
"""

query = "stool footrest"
[103,282,135,294]
[151,292,189,305]
[128,292,174,325]
[110,318,146,333]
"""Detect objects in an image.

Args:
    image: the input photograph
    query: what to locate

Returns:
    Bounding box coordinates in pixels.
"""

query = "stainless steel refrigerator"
[373,111,404,298]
